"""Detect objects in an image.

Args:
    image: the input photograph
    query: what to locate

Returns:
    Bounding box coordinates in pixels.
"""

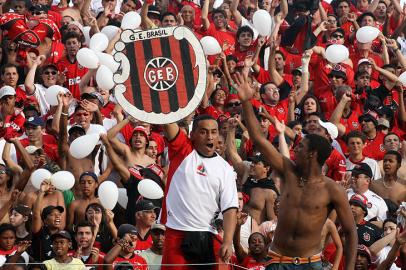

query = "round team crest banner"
[113,26,207,124]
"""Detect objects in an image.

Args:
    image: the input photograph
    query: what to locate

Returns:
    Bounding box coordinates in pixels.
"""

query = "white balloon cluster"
[76,12,142,90]
[31,168,75,191]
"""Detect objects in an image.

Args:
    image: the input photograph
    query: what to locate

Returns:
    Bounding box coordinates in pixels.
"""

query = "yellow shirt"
[44,258,85,270]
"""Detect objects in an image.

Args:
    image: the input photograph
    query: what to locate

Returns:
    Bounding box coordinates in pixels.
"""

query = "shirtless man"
[67,172,100,230]
[370,151,406,206]
[107,118,155,168]
[235,71,357,269]
[378,133,406,182]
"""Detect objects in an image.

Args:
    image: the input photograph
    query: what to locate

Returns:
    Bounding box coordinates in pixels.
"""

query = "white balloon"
[96,52,120,72]
[356,26,380,44]
[213,0,223,8]
[252,10,272,36]
[399,71,406,86]
[96,65,115,90]
[51,171,75,191]
[98,181,119,209]
[138,179,164,199]
[45,85,67,106]
[325,44,349,64]
[121,11,141,30]
[83,26,91,46]
[118,188,128,209]
[200,36,222,55]
[31,169,52,190]
[101,25,120,41]
[77,48,99,69]
[70,133,100,159]
[87,124,107,135]
[89,32,109,52]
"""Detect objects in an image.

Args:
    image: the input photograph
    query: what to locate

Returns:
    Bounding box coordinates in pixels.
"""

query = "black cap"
[248,153,270,166]
[134,200,158,213]
[81,92,104,106]
[117,224,137,238]
[148,5,161,17]
[350,163,373,178]
[51,230,72,242]
[24,116,45,127]
[358,112,378,126]
[41,205,64,220]
[30,4,49,12]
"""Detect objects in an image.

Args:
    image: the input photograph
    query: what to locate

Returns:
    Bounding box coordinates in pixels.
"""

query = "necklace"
[383,178,397,189]
[299,177,308,187]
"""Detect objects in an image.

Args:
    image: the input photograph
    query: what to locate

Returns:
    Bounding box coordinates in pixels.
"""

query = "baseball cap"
[0,86,16,99]
[25,145,43,154]
[79,171,98,182]
[51,230,72,242]
[358,58,372,66]
[24,116,45,127]
[28,48,40,56]
[68,124,86,135]
[147,5,161,17]
[29,4,49,13]
[248,153,270,166]
[358,111,378,126]
[117,224,138,238]
[68,21,84,35]
[132,126,149,141]
[349,194,368,216]
[41,205,64,221]
[377,118,390,129]
[318,120,338,139]
[357,244,372,263]
[350,163,373,178]
[81,92,104,106]
[134,200,158,213]
[151,223,166,232]
[291,67,303,76]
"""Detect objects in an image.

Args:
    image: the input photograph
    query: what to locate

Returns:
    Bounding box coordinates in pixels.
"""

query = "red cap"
[226,93,240,104]
[132,126,149,141]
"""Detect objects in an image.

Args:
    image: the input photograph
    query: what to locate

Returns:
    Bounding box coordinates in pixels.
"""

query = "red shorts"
[161,228,229,270]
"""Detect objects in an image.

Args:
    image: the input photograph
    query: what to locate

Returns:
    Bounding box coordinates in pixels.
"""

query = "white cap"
[25,145,41,154]
[0,86,16,99]
[318,119,338,139]
[358,58,371,66]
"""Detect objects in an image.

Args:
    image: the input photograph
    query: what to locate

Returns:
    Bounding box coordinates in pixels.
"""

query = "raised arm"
[329,93,352,137]
[295,50,312,103]
[100,134,130,183]
[2,141,21,173]
[387,39,406,70]
[226,118,248,176]
[106,118,131,156]
[11,139,35,191]
[201,0,211,31]
[230,0,243,26]
[233,213,249,262]
[236,71,285,174]
[58,95,71,170]
[330,183,357,270]
[376,230,406,270]
[163,122,180,141]
[396,85,406,122]
[141,0,155,29]
[24,55,45,95]
[268,41,284,86]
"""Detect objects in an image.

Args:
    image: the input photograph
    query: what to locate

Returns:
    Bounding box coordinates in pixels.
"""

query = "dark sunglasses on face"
[44,71,57,75]
[227,102,241,107]
[332,34,344,39]
[32,11,45,15]
[360,118,373,123]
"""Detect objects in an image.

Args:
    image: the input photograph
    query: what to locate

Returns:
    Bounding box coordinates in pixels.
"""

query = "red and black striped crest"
[113,26,207,124]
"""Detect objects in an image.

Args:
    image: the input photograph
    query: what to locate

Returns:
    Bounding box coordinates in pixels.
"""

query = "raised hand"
[80,99,99,112]
[274,118,285,134]
[233,72,255,102]
[10,189,21,203]
[16,241,31,254]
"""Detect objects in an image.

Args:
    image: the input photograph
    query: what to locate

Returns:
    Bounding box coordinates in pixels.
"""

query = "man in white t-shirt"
[347,163,388,222]
[161,114,238,269]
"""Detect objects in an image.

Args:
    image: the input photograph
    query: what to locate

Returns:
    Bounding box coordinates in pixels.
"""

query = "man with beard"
[140,223,165,270]
[72,220,104,267]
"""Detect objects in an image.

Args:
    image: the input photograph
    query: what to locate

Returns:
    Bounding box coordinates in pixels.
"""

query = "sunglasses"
[32,11,45,15]
[75,112,90,117]
[44,71,57,75]
[332,34,344,39]
[359,118,373,123]
[227,102,241,107]
[0,170,6,174]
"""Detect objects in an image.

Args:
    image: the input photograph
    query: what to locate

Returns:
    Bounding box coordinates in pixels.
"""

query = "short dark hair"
[1,63,18,75]
[383,217,397,229]
[62,31,82,45]
[287,120,301,129]
[355,70,371,80]
[346,130,366,144]
[75,220,95,235]
[192,114,217,132]
[384,132,400,143]
[385,150,402,164]
[0,223,16,236]
[248,232,268,246]
[161,11,177,22]
[305,134,332,166]
[211,9,227,20]
[259,82,276,95]
[236,25,254,39]
[275,50,286,61]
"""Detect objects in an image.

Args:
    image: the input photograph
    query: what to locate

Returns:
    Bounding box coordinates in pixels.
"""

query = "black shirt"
[357,220,383,247]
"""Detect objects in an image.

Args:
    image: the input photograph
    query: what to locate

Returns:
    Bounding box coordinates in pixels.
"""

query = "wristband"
[61,112,68,116]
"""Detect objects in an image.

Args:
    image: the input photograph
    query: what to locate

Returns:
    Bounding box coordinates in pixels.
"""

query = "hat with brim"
[51,230,72,242]
[358,113,378,126]
[350,163,373,179]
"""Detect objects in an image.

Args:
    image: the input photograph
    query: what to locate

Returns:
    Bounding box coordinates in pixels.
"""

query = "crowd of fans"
[0,0,404,269]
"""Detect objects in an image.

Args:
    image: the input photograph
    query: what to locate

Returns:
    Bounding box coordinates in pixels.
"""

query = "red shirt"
[202,23,236,56]
[0,109,25,140]
[200,105,230,120]
[19,138,59,162]
[325,148,346,182]
[113,254,147,270]
[363,132,386,161]
[100,101,115,119]
[135,233,153,251]
[56,56,88,99]
[240,255,268,269]
[340,107,363,134]
[315,85,337,119]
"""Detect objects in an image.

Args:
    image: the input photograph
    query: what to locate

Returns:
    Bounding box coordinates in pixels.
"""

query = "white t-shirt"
[140,249,162,270]
[374,245,400,270]
[346,157,382,180]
